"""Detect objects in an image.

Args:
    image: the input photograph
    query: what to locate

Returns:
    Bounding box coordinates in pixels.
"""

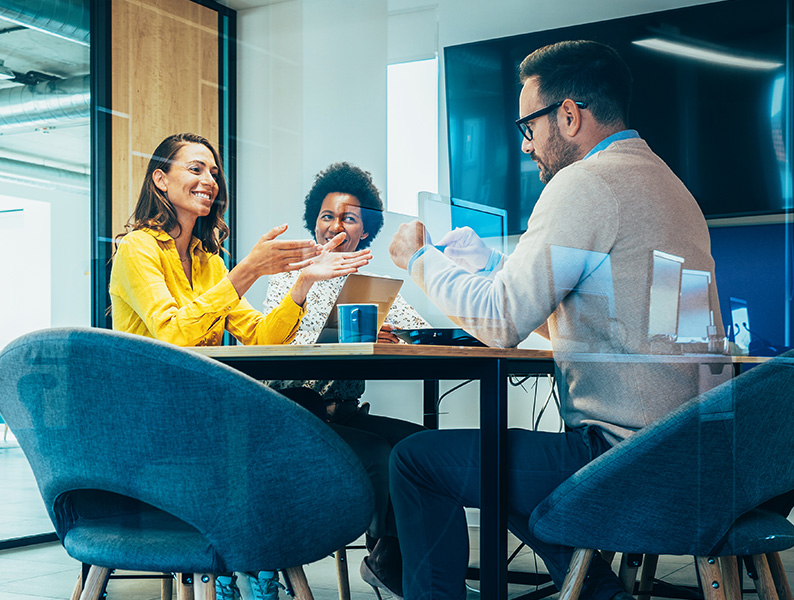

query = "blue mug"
[338,303,378,343]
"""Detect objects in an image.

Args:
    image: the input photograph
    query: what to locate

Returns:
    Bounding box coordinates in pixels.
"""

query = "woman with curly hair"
[109,133,371,348]
[264,162,430,599]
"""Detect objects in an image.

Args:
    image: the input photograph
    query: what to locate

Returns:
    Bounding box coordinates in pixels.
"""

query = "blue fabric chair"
[0,328,375,600]
[529,352,794,600]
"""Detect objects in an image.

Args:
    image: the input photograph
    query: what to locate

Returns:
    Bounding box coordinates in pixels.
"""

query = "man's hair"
[303,162,384,250]
[518,40,632,127]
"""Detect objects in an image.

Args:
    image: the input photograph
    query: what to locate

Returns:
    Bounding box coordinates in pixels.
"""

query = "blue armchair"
[529,353,794,600]
[0,327,375,600]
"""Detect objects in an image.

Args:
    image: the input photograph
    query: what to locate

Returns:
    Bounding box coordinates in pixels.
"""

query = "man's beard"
[532,118,580,184]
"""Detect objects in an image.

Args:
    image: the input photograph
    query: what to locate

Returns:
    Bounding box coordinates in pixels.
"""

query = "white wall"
[0,181,90,352]
[236,0,723,427]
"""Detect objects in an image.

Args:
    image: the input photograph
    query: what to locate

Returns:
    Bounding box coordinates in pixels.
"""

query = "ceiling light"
[0,60,14,80]
[632,38,783,71]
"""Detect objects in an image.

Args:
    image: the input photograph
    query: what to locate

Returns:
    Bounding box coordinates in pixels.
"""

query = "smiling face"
[152,142,219,224]
[314,192,368,252]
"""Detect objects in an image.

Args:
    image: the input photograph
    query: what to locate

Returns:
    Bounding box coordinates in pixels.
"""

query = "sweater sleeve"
[410,165,619,347]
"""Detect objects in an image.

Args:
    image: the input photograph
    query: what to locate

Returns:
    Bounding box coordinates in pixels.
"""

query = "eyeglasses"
[515,100,588,142]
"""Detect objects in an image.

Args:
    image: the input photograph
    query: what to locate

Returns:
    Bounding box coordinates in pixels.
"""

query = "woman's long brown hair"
[118,132,230,254]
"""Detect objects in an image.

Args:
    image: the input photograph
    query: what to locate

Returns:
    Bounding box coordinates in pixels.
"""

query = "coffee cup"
[338,303,378,343]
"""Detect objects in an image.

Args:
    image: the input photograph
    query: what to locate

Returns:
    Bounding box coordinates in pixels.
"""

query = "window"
[0,8,91,351]
[387,57,438,216]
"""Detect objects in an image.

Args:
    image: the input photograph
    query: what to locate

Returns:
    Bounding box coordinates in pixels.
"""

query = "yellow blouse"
[109,227,304,346]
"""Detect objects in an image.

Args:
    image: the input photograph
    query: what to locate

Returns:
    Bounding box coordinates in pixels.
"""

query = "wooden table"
[191,343,555,600]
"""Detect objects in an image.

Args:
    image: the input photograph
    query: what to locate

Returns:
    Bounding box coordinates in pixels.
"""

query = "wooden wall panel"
[111,0,219,237]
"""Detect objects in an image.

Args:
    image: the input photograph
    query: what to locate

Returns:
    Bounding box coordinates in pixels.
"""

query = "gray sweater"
[411,137,723,443]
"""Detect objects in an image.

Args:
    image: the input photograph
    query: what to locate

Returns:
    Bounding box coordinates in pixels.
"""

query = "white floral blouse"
[263,270,430,400]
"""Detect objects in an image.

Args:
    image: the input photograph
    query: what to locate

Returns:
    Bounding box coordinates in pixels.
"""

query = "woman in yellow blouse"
[110,132,370,345]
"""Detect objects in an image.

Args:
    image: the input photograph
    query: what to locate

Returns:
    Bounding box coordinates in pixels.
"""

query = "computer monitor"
[730,297,751,353]
[677,269,712,343]
[647,250,684,341]
[418,191,508,255]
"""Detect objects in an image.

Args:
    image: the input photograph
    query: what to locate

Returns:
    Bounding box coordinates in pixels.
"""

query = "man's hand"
[389,220,431,270]
[436,226,495,273]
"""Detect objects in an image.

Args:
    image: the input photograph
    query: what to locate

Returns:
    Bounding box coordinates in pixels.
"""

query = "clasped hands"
[389,221,494,273]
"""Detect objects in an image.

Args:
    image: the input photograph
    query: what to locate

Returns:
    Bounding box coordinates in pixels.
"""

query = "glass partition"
[0,0,235,548]
[0,0,91,547]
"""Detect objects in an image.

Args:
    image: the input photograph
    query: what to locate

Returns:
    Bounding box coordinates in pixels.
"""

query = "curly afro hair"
[303,162,384,250]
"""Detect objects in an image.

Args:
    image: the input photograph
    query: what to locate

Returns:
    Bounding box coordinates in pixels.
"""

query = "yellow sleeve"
[225,292,305,345]
[110,233,241,346]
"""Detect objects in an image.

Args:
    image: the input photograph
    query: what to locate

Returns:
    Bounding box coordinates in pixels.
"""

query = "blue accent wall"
[710,223,792,348]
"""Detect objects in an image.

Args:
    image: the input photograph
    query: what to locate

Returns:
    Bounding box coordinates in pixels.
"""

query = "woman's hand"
[377,322,401,344]
[301,233,372,284]
[246,224,322,274]
[290,233,372,306]
[228,224,321,297]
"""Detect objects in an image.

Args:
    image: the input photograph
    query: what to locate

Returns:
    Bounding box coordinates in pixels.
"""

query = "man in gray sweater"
[387,41,723,600]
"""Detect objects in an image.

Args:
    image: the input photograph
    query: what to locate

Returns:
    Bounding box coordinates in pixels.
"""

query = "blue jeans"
[390,427,624,600]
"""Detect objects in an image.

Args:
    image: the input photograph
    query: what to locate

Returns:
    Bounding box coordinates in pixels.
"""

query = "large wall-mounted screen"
[445,0,790,234]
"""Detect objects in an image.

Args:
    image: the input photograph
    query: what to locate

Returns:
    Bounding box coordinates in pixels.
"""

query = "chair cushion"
[712,509,794,557]
[63,506,223,573]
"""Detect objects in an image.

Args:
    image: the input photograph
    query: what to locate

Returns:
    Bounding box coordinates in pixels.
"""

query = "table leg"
[480,359,508,599]
[423,379,439,429]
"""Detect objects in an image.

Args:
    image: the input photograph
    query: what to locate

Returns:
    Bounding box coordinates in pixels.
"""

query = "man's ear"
[152,169,168,193]
[560,98,583,137]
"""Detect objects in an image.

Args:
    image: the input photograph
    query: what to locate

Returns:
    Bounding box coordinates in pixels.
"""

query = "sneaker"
[215,574,240,600]
[235,571,283,600]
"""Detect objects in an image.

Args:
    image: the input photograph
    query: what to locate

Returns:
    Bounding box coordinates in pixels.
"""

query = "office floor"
[2,441,793,600]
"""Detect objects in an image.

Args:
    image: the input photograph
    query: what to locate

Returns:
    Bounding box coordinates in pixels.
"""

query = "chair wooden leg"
[78,566,111,600]
[162,573,174,600]
[193,574,216,600]
[767,552,794,600]
[284,566,315,600]
[619,553,642,593]
[70,570,83,600]
[335,548,351,600]
[176,573,195,600]
[750,554,780,600]
[697,556,727,600]
[638,554,659,600]
[559,548,595,600]
[719,556,742,600]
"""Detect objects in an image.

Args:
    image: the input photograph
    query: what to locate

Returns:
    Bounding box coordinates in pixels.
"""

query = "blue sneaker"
[215,574,240,600]
[235,571,283,600]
